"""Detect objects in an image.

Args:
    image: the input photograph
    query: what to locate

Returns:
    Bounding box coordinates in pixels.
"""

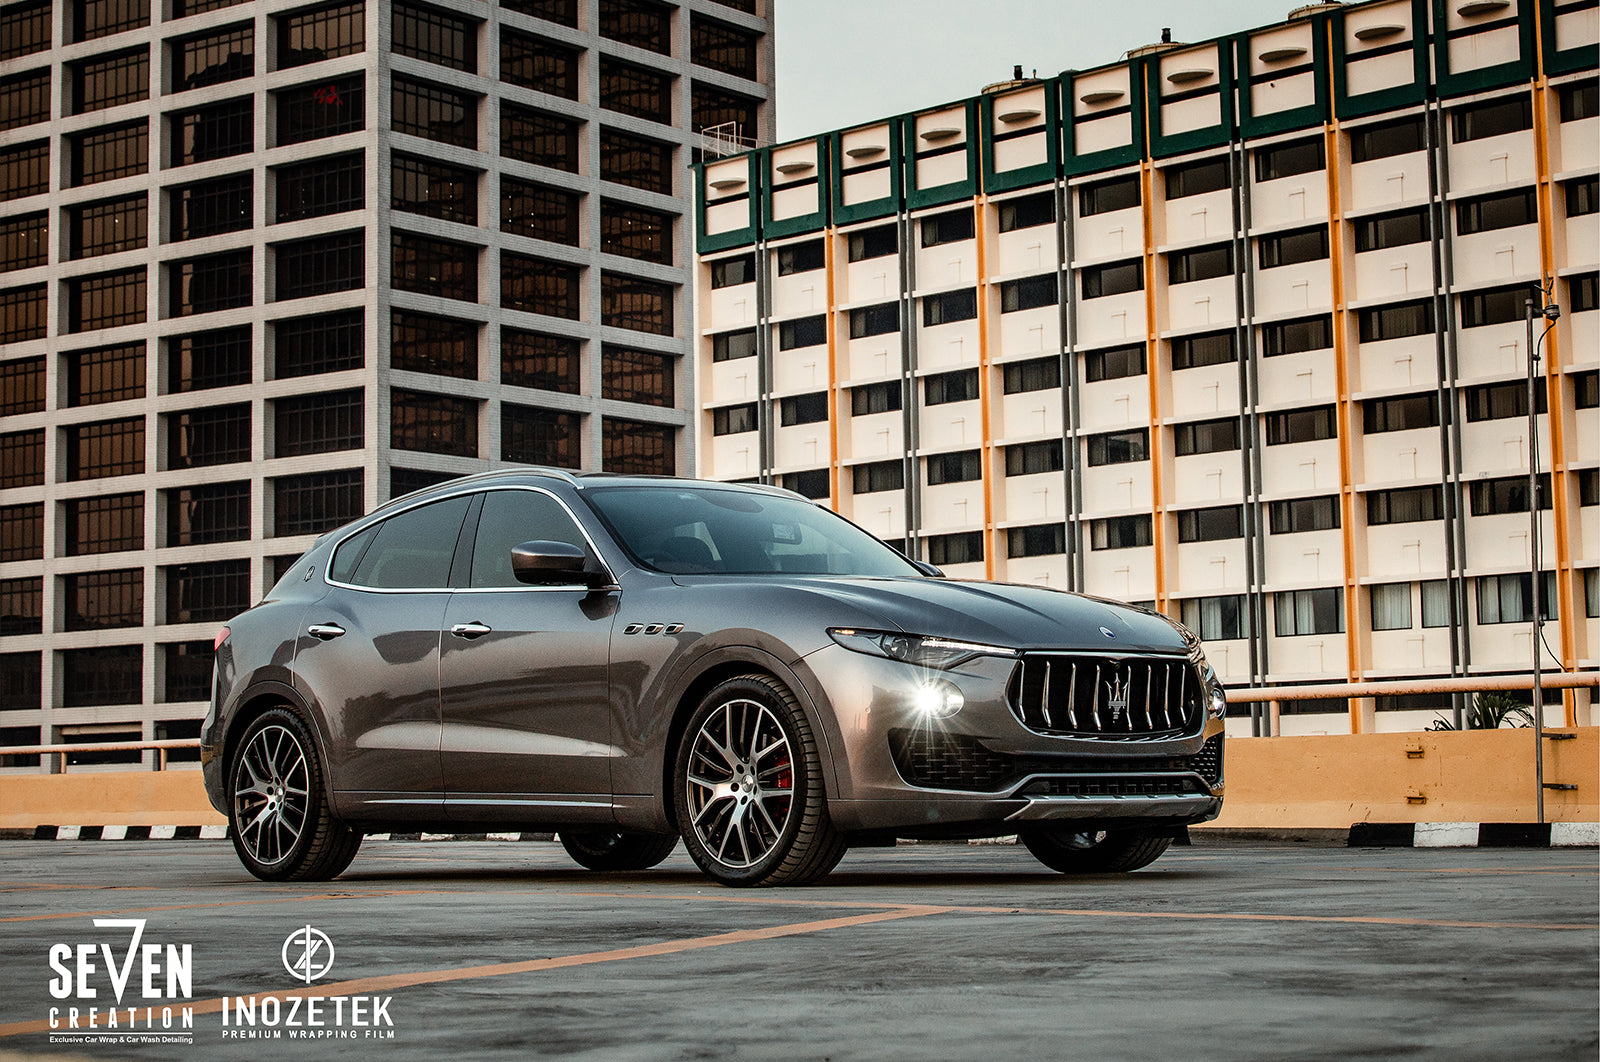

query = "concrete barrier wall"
[1,730,1595,832]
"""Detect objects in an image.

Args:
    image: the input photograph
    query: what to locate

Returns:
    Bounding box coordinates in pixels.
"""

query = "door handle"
[307,623,345,640]
[450,621,493,639]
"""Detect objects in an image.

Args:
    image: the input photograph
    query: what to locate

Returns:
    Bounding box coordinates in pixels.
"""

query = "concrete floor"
[0,839,1595,1061]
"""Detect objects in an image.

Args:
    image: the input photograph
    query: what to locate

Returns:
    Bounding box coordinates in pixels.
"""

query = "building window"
[1,282,47,343]
[392,389,477,456]
[393,154,478,225]
[71,120,148,185]
[1005,439,1062,476]
[1358,300,1433,342]
[392,76,475,147]
[1,140,49,202]
[711,328,757,363]
[64,492,142,555]
[502,328,578,391]
[1086,429,1147,466]
[850,380,900,416]
[600,129,672,193]
[1457,189,1536,236]
[1575,370,1598,410]
[174,0,249,15]
[924,369,979,406]
[1254,137,1323,182]
[601,0,670,54]
[1364,392,1438,433]
[1465,380,1547,425]
[1450,96,1531,143]
[0,429,45,487]
[67,342,144,405]
[849,302,898,338]
[1084,344,1144,382]
[387,468,461,500]
[1367,486,1442,525]
[781,469,828,499]
[1274,588,1343,636]
[1174,417,1238,456]
[848,225,896,262]
[1349,115,1423,162]
[64,568,143,629]
[162,641,215,703]
[1258,227,1328,269]
[1091,515,1152,551]
[1568,175,1599,218]
[1268,495,1339,533]
[275,152,363,222]
[712,402,756,436]
[1476,572,1557,624]
[171,97,252,165]
[170,326,250,392]
[275,389,363,456]
[780,391,827,426]
[601,201,674,264]
[1559,81,1598,123]
[1177,505,1242,543]
[852,460,903,494]
[0,655,42,720]
[1,0,51,59]
[997,191,1053,232]
[167,404,249,468]
[74,0,148,40]
[277,1,364,67]
[927,531,982,567]
[273,309,362,380]
[0,211,46,272]
[1164,156,1228,199]
[926,449,981,485]
[603,345,673,406]
[1353,207,1427,252]
[69,267,146,331]
[1264,405,1336,445]
[778,316,824,350]
[1169,245,1233,284]
[0,68,49,131]
[393,2,475,72]
[1181,595,1246,641]
[0,502,43,561]
[0,575,44,634]
[691,16,758,78]
[165,559,249,625]
[602,273,673,335]
[0,356,44,414]
[600,59,672,124]
[65,194,143,259]
[393,232,476,301]
[393,311,476,379]
[602,417,674,474]
[1572,273,1599,314]
[71,47,148,114]
[1002,356,1059,394]
[276,74,364,145]
[1081,259,1142,299]
[710,254,755,289]
[690,83,757,136]
[500,178,579,243]
[777,240,824,275]
[273,468,362,537]
[502,403,580,466]
[503,0,576,23]
[166,480,249,546]
[1080,174,1139,217]
[1172,330,1235,370]
[172,24,252,91]
[501,29,578,97]
[1461,284,1536,329]
[502,253,577,317]
[170,249,251,316]
[1468,474,1550,516]
[1001,275,1057,312]
[920,210,973,247]
[501,104,579,170]
[62,645,141,705]
[1262,315,1331,357]
[1369,582,1412,631]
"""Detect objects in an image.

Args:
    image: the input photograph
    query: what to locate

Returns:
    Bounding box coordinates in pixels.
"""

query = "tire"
[672,674,846,887]
[227,708,361,882]
[559,830,678,871]
[1020,827,1172,874]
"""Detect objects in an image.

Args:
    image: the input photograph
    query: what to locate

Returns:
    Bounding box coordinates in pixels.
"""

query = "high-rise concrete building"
[0,0,773,767]
[691,0,1597,735]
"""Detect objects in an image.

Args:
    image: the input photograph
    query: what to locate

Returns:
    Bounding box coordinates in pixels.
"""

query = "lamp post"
[1525,286,1560,825]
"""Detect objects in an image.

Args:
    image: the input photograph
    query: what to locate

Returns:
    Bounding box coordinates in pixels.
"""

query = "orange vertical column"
[1326,127,1365,731]
[824,230,842,508]
[1141,160,1168,614]
[975,193,998,580]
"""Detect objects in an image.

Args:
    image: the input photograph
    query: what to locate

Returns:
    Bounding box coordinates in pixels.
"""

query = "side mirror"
[510,541,605,587]
[911,559,944,578]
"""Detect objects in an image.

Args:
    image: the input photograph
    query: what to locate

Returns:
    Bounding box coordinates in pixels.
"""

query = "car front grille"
[1007,653,1204,738]
[888,729,1224,793]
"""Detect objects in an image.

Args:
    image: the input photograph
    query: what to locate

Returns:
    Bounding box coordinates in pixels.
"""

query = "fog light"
[911,682,964,718]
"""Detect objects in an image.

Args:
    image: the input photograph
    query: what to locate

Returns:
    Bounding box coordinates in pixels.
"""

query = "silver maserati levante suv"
[202,468,1226,886]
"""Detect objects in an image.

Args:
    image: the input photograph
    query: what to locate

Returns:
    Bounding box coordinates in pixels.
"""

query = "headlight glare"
[827,628,1017,670]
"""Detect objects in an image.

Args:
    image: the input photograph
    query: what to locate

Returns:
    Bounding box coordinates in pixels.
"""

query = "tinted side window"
[469,489,588,588]
[347,495,471,588]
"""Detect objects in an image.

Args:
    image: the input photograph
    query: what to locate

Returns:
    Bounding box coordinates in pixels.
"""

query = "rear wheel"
[1021,827,1171,874]
[673,674,845,887]
[228,708,361,881]
[559,830,678,871]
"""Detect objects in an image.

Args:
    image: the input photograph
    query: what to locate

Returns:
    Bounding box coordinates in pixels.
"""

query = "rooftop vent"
[1127,27,1186,59]
[1288,2,1345,20]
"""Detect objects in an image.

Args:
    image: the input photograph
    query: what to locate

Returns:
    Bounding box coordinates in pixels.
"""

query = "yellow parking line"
[0,890,439,923]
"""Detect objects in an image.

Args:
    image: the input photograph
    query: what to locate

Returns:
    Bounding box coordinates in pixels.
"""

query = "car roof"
[381,466,809,513]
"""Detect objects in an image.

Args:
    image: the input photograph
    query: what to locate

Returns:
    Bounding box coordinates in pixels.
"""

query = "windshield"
[583,485,923,578]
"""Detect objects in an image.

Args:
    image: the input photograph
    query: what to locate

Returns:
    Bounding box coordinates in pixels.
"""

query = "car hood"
[672,574,1188,654]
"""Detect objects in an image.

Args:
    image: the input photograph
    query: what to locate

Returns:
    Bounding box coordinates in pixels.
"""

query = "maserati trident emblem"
[1105,671,1130,723]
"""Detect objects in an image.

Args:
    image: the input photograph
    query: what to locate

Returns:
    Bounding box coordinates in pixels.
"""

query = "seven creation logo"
[220,925,396,1041]
[46,918,195,1046]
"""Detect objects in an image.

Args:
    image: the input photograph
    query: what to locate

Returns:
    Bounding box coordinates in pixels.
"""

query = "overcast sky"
[772,0,1299,142]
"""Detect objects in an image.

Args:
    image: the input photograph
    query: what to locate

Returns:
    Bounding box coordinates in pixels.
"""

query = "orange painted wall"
[0,770,225,830]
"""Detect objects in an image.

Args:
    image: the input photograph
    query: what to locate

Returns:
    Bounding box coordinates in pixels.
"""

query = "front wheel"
[672,674,846,887]
[1020,827,1171,874]
[559,830,678,871]
[227,708,361,881]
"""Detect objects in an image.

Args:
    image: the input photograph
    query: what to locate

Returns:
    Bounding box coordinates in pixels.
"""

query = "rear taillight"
[213,625,230,652]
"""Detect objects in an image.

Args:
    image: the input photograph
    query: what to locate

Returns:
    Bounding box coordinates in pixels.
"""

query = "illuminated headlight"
[827,628,1018,671]
[911,681,965,718]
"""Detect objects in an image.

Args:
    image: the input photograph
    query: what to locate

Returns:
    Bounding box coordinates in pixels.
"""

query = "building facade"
[0,0,774,768]
[691,0,1597,734]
